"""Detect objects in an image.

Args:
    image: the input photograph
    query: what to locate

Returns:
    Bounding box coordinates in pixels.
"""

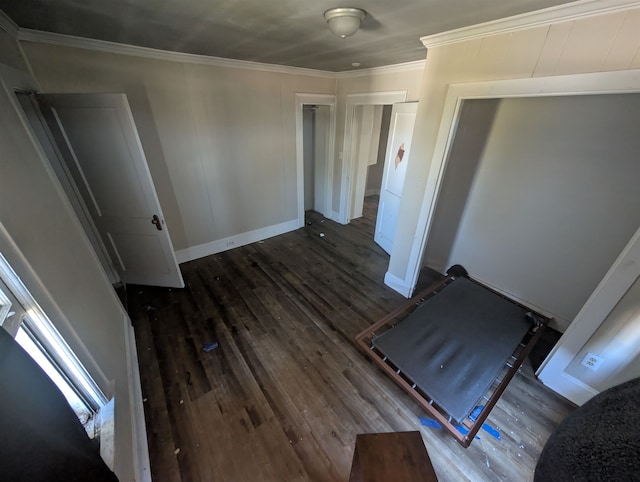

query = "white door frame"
[339,90,407,225]
[374,102,418,254]
[403,68,640,298]
[295,93,336,225]
[401,68,640,402]
[537,226,640,404]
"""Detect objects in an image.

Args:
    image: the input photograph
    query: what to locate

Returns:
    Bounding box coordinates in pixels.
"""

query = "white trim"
[13,27,427,77]
[175,219,300,264]
[0,9,19,37]
[16,28,337,78]
[540,370,601,406]
[124,317,152,482]
[537,225,640,404]
[403,68,640,304]
[336,60,426,79]
[295,93,337,225]
[421,0,640,48]
[384,271,413,298]
[329,210,341,223]
[339,90,408,224]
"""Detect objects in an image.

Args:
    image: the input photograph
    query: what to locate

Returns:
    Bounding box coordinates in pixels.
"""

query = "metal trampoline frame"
[355,273,550,447]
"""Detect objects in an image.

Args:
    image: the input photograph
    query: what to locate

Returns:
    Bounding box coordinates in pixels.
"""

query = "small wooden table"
[349,431,439,482]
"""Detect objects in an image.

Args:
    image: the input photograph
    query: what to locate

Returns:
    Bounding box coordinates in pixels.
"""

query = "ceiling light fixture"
[324,7,366,39]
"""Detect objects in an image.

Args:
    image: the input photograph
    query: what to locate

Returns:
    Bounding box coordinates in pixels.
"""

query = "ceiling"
[0,0,577,72]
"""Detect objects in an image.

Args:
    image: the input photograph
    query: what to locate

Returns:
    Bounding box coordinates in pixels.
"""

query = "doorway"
[302,104,331,214]
[15,91,184,289]
[295,93,336,225]
[339,90,407,225]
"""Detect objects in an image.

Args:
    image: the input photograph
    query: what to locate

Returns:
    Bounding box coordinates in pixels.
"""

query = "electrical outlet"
[581,352,604,371]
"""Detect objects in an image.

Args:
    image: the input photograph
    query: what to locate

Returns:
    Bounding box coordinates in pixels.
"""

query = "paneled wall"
[20,42,336,255]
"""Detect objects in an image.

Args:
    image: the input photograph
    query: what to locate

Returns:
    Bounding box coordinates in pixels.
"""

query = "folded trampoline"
[355,267,549,447]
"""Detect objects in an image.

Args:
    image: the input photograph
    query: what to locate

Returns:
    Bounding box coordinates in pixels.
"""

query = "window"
[0,253,107,437]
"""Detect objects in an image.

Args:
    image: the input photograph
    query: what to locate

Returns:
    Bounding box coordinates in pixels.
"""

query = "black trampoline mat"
[373,277,531,423]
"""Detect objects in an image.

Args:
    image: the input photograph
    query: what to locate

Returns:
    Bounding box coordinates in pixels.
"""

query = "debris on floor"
[203,341,219,352]
[319,233,325,238]
[143,304,158,311]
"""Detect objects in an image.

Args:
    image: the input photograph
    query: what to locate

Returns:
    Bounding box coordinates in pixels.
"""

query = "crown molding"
[421,0,640,48]
[16,28,338,79]
[336,59,426,79]
[0,9,19,37]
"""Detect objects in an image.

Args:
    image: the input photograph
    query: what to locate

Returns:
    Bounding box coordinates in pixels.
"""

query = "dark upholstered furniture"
[0,327,118,482]
[535,377,640,481]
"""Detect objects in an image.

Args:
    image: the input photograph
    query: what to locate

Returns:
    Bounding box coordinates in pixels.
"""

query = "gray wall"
[433,94,640,327]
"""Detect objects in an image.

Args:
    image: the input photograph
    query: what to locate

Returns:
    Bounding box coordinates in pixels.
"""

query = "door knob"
[151,214,163,231]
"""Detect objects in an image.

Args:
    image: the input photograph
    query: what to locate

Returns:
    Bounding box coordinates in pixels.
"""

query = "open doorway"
[338,90,408,232]
[348,104,390,221]
[302,104,331,214]
[295,94,336,225]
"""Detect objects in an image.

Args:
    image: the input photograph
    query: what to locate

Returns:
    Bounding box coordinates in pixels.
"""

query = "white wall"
[434,94,640,328]
[564,275,640,391]
[0,35,139,481]
[18,42,336,258]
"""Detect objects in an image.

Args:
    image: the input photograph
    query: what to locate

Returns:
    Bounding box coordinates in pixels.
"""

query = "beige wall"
[390,6,640,285]
[332,67,424,212]
[20,42,336,253]
[0,35,137,480]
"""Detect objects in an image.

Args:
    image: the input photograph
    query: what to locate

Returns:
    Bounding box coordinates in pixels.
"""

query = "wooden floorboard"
[130,195,575,482]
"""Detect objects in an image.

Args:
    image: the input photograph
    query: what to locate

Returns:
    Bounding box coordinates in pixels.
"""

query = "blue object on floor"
[419,417,481,440]
[203,341,219,352]
[468,406,502,440]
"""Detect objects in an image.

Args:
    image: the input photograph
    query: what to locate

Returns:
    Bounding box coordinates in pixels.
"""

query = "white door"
[36,93,184,288]
[374,103,418,254]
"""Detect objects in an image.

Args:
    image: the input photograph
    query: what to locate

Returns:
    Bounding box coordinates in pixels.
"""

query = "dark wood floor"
[129,196,575,482]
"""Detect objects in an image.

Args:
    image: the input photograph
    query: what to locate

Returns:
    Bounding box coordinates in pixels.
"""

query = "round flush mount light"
[324,7,366,39]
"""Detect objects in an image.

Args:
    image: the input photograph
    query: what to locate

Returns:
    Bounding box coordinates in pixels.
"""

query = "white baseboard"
[384,271,413,298]
[175,219,299,264]
[328,210,341,223]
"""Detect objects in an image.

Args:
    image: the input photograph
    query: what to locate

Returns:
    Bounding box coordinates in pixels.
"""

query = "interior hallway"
[128,196,574,481]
